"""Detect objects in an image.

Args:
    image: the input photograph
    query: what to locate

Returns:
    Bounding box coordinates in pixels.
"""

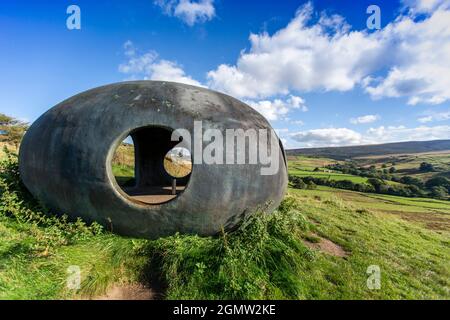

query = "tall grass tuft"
[143,196,315,299]
[0,148,103,248]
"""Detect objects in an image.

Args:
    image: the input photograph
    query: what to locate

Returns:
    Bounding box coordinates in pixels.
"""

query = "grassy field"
[287,139,450,160]
[0,217,148,299]
[355,151,450,180]
[287,155,338,171]
[289,150,450,182]
[288,155,370,183]
[290,169,369,183]
[294,186,450,231]
[0,149,449,299]
[112,164,135,186]
[289,168,401,186]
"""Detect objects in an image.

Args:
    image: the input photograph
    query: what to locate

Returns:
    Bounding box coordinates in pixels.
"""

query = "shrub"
[429,186,448,200]
[0,149,103,247]
[419,162,434,172]
[399,176,424,188]
[306,181,317,190]
[289,175,307,189]
[0,114,28,147]
[144,197,314,299]
[367,178,386,193]
[290,174,427,199]
[425,176,450,191]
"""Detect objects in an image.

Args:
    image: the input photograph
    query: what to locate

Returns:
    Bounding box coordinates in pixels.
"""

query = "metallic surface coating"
[19,81,288,239]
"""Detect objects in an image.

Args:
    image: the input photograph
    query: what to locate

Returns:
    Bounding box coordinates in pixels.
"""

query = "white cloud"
[245,95,307,121]
[417,110,450,122]
[207,1,450,106]
[119,41,202,86]
[291,119,305,126]
[291,128,363,147]
[291,124,450,147]
[208,2,383,99]
[350,114,380,124]
[366,125,450,143]
[150,60,202,86]
[287,95,308,112]
[418,116,433,123]
[155,0,215,26]
[363,7,450,105]
[401,0,450,14]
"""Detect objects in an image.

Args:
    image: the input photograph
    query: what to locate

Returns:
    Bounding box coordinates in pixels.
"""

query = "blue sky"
[1,0,450,148]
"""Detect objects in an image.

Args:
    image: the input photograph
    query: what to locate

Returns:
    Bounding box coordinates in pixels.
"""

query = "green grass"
[287,189,449,299]
[356,151,450,180]
[288,155,400,185]
[287,155,337,171]
[1,150,449,299]
[293,185,450,228]
[300,185,450,212]
[112,164,134,186]
[0,151,149,299]
[289,169,401,186]
[144,189,450,299]
[289,169,369,183]
[0,217,148,299]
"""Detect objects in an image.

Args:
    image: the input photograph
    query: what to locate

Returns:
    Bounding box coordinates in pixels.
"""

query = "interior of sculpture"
[111,126,192,205]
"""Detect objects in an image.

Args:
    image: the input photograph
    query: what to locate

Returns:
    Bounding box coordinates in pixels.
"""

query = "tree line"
[0,113,28,148]
[289,174,450,200]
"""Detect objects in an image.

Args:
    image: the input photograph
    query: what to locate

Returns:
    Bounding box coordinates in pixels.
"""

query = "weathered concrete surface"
[19,81,288,239]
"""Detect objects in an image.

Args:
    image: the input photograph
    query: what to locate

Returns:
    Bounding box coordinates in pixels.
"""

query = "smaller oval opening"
[164,147,192,178]
[111,126,192,205]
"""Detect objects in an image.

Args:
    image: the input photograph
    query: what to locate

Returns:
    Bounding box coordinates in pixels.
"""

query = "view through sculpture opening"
[111,126,192,205]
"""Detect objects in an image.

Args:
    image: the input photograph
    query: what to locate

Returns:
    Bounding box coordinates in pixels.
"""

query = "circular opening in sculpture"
[164,147,192,178]
[111,126,192,205]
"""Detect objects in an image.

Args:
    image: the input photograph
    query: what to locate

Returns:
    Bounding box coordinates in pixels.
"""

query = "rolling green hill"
[355,151,450,180]
[1,148,449,299]
[287,139,450,160]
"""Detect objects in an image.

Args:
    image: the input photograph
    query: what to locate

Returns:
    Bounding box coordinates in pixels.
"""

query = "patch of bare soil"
[94,284,157,300]
[304,235,348,258]
[384,210,450,231]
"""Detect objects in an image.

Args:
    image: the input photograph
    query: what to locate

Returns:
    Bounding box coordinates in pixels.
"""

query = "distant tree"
[353,183,366,192]
[334,180,355,190]
[425,177,450,191]
[419,162,434,172]
[389,167,396,174]
[367,178,386,193]
[313,167,320,172]
[381,164,387,168]
[306,181,317,190]
[399,176,424,188]
[429,186,448,200]
[0,113,28,147]
[405,185,424,197]
[364,184,376,193]
[295,179,307,189]
[289,175,307,189]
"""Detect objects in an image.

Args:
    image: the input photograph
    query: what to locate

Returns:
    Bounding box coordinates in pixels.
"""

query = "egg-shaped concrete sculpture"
[19,81,288,239]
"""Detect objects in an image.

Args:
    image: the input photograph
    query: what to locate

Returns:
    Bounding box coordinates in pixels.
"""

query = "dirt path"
[303,234,348,258]
[94,284,160,300]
